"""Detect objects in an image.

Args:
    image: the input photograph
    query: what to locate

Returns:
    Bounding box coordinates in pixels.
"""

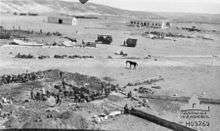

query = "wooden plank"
[126,108,197,131]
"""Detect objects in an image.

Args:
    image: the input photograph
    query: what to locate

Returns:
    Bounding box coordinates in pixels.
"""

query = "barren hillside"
[0,0,161,18]
[156,12,220,24]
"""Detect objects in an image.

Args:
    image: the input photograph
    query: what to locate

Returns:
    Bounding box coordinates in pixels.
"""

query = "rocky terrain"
[0,0,220,131]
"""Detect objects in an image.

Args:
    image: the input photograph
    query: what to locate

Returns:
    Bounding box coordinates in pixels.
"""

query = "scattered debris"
[83,41,96,48]
[91,110,122,123]
[182,26,201,32]
[0,71,44,84]
[0,26,63,40]
[107,56,113,59]
[38,55,50,60]
[114,50,128,57]
[54,55,67,59]
[127,76,164,86]
[12,39,43,46]
[0,29,10,39]
[9,42,19,45]
[151,85,162,89]
[137,87,154,95]
[68,55,94,59]
[46,96,57,107]
[102,77,115,82]
[197,36,214,41]
[143,31,193,40]
[15,53,34,59]
[144,55,152,59]
[27,13,39,16]
[53,55,94,59]
[5,69,117,104]
[61,37,77,42]
[122,57,140,60]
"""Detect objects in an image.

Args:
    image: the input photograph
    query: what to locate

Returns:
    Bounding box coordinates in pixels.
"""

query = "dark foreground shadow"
[1,129,107,131]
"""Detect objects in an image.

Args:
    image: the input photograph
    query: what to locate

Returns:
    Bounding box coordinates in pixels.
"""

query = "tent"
[62,40,77,47]
[13,39,43,46]
[72,17,78,26]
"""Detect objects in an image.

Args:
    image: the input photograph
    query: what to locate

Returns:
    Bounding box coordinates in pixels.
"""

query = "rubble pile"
[0,26,63,40]
[47,31,62,36]
[1,69,117,104]
[144,55,152,59]
[38,55,50,60]
[30,81,115,104]
[0,27,10,39]
[127,76,164,86]
[53,71,116,102]
[114,50,128,57]
[3,107,88,129]
[68,55,94,59]
[151,85,162,89]
[91,110,122,123]
[102,76,115,82]
[181,26,201,32]
[54,55,94,59]
[13,54,94,60]
[54,55,67,59]
[15,53,34,59]
[136,87,154,95]
[0,71,44,85]
[143,31,194,39]
[0,69,119,129]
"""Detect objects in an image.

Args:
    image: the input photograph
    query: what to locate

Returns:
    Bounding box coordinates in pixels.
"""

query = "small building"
[47,15,98,25]
[129,19,171,29]
[47,16,72,25]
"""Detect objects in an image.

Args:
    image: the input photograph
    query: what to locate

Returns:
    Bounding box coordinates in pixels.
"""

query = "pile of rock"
[24,70,118,104]
[68,55,94,59]
[0,71,44,84]
[136,87,154,95]
[15,53,34,59]
[38,55,50,60]
[50,80,115,103]
[114,50,128,57]
[54,55,67,59]
[54,55,94,59]
[143,31,193,39]
[127,76,164,86]
[91,111,122,123]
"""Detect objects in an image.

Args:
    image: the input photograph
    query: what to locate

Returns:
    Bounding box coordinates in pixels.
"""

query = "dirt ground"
[0,14,220,131]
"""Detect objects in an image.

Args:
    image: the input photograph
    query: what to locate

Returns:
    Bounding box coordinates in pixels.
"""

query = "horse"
[126,60,138,69]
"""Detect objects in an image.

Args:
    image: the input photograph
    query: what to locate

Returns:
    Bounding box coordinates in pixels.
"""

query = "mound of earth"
[0,69,118,129]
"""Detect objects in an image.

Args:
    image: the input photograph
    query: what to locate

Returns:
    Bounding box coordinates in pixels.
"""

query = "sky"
[69,0,220,14]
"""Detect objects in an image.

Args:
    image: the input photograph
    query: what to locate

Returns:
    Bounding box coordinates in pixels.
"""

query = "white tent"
[62,40,77,47]
[13,39,43,46]
[72,17,78,26]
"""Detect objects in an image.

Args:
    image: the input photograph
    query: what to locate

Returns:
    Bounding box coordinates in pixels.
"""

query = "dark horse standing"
[126,60,138,69]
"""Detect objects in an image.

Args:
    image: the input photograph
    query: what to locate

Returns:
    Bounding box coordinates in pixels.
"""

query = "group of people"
[0,97,13,118]
[30,88,61,105]
[30,79,115,105]
[0,71,44,84]
[55,80,113,103]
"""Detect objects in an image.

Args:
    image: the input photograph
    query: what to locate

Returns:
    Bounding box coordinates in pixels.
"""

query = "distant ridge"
[0,0,162,19]
[156,12,220,24]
